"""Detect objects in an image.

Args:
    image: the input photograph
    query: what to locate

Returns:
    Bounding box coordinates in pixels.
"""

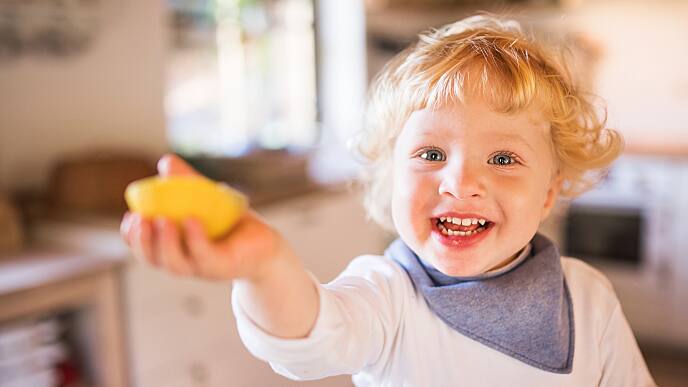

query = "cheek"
[391,167,436,229]
[494,175,551,220]
[393,168,435,206]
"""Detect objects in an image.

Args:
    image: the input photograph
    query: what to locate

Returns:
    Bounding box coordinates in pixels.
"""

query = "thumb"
[157,153,200,177]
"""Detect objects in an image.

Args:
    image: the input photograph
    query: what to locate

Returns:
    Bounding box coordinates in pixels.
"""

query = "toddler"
[121,15,656,386]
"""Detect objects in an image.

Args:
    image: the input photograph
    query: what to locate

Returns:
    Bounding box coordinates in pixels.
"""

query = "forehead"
[399,99,550,149]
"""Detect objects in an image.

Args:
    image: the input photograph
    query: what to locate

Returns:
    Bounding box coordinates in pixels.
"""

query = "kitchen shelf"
[0,247,129,387]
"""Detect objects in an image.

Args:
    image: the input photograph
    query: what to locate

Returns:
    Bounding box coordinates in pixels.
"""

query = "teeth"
[437,217,489,227]
[438,222,487,236]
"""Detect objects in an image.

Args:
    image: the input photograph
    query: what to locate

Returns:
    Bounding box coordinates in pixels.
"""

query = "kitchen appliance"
[557,155,688,347]
[560,156,676,276]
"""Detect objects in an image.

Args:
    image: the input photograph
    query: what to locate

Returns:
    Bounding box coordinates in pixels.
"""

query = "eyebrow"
[415,129,537,153]
[490,133,536,153]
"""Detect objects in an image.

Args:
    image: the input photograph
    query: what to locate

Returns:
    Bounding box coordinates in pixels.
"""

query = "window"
[165,0,318,157]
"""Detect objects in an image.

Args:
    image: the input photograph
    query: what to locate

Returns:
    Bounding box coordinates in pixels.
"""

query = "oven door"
[563,203,645,267]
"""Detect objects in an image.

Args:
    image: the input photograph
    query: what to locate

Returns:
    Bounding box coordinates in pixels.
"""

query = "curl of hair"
[351,14,623,231]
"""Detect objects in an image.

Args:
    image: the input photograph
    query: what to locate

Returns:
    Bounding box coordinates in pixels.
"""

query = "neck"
[486,246,526,274]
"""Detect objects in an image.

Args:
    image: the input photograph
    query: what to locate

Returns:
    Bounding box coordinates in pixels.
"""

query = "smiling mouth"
[433,216,494,237]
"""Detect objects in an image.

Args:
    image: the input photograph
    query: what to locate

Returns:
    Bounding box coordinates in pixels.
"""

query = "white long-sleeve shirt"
[231,254,656,386]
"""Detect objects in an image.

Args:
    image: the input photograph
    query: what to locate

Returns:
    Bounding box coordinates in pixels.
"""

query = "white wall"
[567,1,688,147]
[0,0,169,192]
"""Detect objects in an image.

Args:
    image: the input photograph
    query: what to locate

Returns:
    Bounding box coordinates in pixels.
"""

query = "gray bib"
[386,233,574,373]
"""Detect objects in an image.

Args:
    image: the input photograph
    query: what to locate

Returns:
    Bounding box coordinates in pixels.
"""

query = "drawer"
[137,341,354,387]
[125,275,239,374]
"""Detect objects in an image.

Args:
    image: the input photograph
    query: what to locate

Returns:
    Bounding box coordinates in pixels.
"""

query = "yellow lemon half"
[125,175,248,239]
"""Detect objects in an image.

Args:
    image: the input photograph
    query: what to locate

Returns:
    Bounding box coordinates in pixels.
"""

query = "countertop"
[0,216,130,297]
[0,186,354,297]
[0,246,127,297]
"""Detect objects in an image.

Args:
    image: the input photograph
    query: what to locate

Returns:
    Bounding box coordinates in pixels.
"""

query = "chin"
[431,257,486,277]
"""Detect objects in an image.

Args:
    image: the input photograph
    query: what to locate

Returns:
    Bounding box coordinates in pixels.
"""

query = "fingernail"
[121,212,132,230]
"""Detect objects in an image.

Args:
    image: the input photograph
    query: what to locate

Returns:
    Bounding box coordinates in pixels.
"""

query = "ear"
[541,174,563,221]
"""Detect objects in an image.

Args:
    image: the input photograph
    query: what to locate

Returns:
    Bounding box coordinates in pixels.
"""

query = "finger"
[157,153,200,177]
[130,214,158,267]
[182,218,218,276]
[120,211,134,246]
[155,217,194,276]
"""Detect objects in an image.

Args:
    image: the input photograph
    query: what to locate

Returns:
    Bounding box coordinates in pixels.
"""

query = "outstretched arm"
[120,154,319,338]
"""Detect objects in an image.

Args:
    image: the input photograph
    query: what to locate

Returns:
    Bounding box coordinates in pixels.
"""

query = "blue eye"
[420,149,446,162]
[488,153,517,166]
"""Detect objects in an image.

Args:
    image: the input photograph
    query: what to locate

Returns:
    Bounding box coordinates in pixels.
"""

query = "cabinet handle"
[189,362,208,384]
[297,205,317,225]
[183,295,204,317]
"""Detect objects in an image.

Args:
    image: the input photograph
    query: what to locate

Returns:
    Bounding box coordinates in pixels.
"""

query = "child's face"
[391,97,561,276]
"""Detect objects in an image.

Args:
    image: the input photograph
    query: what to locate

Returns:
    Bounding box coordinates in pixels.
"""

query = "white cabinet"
[259,189,393,282]
[124,190,391,387]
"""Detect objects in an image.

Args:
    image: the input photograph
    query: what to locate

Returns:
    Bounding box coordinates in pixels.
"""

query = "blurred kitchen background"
[0,0,687,386]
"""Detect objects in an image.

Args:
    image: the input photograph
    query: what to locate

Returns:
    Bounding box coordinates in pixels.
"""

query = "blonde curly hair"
[353,14,623,231]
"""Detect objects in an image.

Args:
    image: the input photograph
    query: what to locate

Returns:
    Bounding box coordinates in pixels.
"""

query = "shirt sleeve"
[597,303,657,387]
[231,256,407,381]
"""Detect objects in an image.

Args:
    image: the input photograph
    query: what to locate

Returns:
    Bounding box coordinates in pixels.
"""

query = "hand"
[120,154,289,281]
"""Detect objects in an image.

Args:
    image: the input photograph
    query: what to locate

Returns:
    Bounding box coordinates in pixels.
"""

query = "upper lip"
[432,212,493,222]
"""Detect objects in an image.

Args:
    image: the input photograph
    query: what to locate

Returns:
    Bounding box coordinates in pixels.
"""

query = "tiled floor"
[640,343,688,387]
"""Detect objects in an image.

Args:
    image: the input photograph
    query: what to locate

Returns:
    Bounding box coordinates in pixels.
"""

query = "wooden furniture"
[0,194,24,254]
[0,248,129,387]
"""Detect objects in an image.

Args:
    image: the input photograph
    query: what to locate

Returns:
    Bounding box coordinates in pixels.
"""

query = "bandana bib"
[386,233,574,373]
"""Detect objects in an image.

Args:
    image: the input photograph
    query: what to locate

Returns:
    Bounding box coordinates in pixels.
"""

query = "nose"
[438,159,486,199]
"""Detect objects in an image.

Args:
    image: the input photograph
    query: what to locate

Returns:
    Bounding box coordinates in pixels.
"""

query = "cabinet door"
[140,347,354,387]
[125,263,237,377]
[260,191,392,283]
